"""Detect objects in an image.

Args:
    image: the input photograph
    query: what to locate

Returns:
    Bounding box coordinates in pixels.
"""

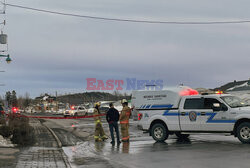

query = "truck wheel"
[175,132,190,139]
[151,123,169,142]
[74,113,78,116]
[237,122,250,144]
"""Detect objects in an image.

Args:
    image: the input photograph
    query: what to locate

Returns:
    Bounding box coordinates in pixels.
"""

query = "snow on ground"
[0,135,14,147]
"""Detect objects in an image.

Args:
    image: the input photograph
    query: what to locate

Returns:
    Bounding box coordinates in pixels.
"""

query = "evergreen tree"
[11,90,18,107]
[5,91,11,107]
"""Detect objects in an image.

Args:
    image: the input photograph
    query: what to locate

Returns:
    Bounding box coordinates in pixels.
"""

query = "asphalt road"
[42,116,250,168]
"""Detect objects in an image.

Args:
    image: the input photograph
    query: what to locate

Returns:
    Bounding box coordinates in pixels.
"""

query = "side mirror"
[212,103,228,111]
[212,103,221,111]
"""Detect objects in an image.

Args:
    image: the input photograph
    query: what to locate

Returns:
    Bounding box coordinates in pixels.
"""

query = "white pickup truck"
[132,86,250,143]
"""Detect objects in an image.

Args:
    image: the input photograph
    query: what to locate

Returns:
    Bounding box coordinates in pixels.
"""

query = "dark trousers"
[109,122,120,142]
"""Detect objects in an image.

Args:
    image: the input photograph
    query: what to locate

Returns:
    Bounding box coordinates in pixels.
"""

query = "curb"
[42,123,72,168]
[43,124,62,148]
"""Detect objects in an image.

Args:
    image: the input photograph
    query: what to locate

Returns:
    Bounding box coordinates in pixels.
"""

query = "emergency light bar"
[215,91,223,95]
[179,88,199,96]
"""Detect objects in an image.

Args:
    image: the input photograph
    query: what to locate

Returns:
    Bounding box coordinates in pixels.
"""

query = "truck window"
[184,98,204,109]
[204,98,220,109]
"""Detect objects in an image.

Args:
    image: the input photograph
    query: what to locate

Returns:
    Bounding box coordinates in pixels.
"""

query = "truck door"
[179,97,204,131]
[199,98,234,131]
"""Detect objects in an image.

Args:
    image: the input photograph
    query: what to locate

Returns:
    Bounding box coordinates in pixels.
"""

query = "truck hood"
[234,106,250,114]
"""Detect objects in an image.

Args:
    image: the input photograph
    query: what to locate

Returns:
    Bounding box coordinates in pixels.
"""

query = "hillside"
[214,79,250,92]
[57,92,131,105]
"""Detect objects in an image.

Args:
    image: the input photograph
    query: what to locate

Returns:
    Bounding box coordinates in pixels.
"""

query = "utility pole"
[55,91,58,113]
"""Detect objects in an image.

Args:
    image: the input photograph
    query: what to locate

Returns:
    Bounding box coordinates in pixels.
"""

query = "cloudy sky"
[0,0,250,97]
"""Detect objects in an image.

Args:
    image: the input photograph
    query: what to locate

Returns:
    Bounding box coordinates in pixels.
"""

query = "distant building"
[34,94,59,112]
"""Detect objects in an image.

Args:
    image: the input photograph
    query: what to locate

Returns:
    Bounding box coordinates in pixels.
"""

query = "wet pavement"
[10,116,250,168]
[16,147,70,168]
[63,134,250,168]
[15,119,71,168]
[0,148,19,168]
[43,117,250,168]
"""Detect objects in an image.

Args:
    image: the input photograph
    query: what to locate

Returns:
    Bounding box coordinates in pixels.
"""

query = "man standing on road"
[106,103,121,145]
[94,102,108,142]
[120,99,131,142]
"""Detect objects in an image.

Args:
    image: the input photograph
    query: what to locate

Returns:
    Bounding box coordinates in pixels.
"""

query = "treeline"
[0,91,32,109]
[0,91,131,108]
[57,91,131,104]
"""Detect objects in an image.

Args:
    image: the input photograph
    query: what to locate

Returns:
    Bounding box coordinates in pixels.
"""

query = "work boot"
[102,135,108,140]
[95,138,102,142]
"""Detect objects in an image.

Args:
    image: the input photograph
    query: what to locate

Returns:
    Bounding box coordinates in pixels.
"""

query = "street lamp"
[0,54,12,64]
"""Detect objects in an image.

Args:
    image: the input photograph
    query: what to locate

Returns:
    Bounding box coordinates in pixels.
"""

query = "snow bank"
[0,135,14,147]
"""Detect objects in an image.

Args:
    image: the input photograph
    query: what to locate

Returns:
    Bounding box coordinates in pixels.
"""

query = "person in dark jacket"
[106,103,121,145]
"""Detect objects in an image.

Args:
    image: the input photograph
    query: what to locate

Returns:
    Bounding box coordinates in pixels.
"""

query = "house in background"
[34,94,59,112]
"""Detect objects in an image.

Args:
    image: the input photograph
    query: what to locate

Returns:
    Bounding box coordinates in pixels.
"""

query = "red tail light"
[138,113,143,121]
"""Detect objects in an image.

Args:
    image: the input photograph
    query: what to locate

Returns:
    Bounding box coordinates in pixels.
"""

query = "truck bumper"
[137,121,150,131]
[137,125,149,132]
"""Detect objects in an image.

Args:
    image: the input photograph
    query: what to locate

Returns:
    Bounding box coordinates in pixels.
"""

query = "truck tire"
[175,132,190,139]
[237,122,250,144]
[74,113,78,116]
[151,123,169,142]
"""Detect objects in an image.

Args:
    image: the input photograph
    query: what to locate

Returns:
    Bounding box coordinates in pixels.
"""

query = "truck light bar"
[179,88,199,96]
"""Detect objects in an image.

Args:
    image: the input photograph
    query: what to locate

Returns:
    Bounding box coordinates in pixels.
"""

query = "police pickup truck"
[64,106,87,117]
[132,86,250,143]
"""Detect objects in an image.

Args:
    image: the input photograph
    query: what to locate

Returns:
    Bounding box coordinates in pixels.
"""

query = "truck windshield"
[221,96,247,108]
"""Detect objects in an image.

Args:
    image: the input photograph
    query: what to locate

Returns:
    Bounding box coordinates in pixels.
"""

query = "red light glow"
[138,113,143,121]
[179,89,199,96]
[12,107,18,113]
[215,91,223,95]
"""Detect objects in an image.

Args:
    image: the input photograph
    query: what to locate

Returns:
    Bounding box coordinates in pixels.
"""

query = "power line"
[3,2,250,25]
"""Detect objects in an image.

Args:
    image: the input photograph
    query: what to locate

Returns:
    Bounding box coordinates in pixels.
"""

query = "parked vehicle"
[113,100,131,113]
[132,86,250,144]
[87,107,95,115]
[63,106,87,117]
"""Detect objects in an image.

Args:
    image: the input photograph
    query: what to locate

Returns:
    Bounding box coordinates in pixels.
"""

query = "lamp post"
[0,54,12,63]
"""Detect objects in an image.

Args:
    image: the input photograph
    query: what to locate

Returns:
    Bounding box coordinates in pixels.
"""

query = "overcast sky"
[0,0,250,97]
